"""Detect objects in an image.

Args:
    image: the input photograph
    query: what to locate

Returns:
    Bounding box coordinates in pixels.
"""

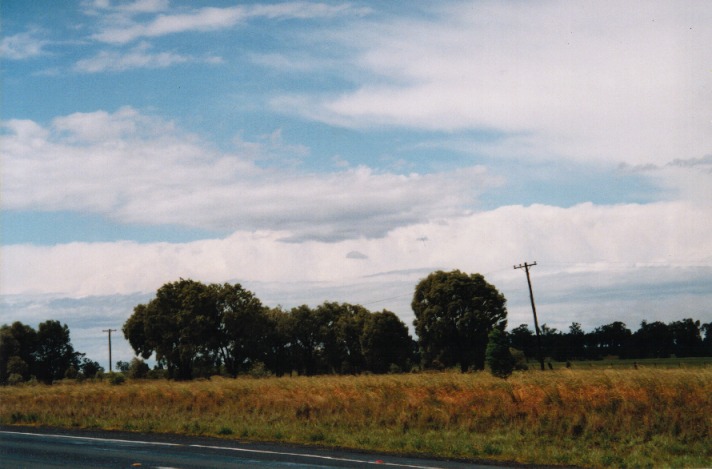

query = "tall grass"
[1,368,710,468]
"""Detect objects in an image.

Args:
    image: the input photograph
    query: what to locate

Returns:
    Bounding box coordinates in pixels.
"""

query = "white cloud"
[73,42,221,72]
[0,108,497,241]
[92,2,368,44]
[274,1,712,166]
[621,155,712,207]
[3,200,711,362]
[0,29,48,60]
[3,201,710,299]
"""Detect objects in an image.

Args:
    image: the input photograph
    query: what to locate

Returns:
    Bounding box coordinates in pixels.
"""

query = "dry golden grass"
[1,368,710,468]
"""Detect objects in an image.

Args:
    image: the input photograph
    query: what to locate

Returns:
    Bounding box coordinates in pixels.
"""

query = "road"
[0,426,504,468]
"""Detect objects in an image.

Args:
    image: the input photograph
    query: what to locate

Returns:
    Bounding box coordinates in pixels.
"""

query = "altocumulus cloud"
[1,107,498,242]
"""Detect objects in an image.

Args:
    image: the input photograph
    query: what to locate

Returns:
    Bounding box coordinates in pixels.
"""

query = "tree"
[79,357,103,379]
[412,270,508,371]
[288,305,323,376]
[33,320,80,384]
[588,321,632,358]
[361,310,413,374]
[633,321,673,358]
[214,283,268,377]
[564,322,586,361]
[509,324,535,359]
[701,322,712,357]
[123,279,220,380]
[486,327,514,378]
[669,318,703,357]
[314,302,370,374]
[539,324,565,361]
[262,307,293,377]
[0,322,38,384]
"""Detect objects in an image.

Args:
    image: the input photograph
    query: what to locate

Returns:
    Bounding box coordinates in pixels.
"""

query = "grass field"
[1,366,710,468]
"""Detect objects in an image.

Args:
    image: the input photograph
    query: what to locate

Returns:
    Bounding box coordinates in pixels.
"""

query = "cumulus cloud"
[272,1,712,166]
[0,108,496,241]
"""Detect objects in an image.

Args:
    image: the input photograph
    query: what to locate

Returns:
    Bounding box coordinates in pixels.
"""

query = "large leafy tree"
[315,302,370,374]
[412,270,507,371]
[123,279,220,380]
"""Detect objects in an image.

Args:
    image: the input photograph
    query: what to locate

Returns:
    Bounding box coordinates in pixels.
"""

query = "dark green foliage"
[412,270,508,372]
[79,358,103,378]
[361,310,413,374]
[510,318,711,363]
[127,357,149,379]
[123,279,415,378]
[123,279,220,380]
[0,320,92,384]
[486,328,514,378]
[33,320,80,384]
[214,282,268,377]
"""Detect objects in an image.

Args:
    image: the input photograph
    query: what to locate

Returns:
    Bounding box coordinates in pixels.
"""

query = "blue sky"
[2,0,711,368]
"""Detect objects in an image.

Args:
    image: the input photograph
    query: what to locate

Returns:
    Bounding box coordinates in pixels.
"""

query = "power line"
[514,261,545,371]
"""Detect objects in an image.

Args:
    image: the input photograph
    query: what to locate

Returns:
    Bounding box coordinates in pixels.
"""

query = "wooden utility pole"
[514,262,545,371]
[102,329,117,373]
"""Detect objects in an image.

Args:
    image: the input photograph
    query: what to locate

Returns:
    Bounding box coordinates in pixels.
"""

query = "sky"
[1,0,711,370]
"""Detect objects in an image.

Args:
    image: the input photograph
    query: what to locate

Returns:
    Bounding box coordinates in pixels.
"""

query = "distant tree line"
[0,320,102,385]
[122,271,509,379]
[6,270,708,384]
[122,279,415,380]
[510,319,712,362]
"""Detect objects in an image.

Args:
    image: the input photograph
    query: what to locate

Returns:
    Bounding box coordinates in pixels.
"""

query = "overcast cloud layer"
[1,0,711,367]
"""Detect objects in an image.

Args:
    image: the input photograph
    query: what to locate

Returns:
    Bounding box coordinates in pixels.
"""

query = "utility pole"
[514,262,545,371]
[102,329,117,373]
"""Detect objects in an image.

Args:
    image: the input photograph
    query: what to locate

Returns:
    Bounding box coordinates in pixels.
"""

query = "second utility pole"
[514,261,545,371]
[102,328,117,373]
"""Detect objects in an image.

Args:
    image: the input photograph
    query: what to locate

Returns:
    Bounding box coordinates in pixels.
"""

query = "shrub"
[7,374,24,386]
[127,358,149,379]
[486,328,515,378]
[108,373,126,385]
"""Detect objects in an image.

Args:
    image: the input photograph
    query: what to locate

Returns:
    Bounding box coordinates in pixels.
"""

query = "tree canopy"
[123,279,415,379]
[0,320,101,384]
[412,270,508,372]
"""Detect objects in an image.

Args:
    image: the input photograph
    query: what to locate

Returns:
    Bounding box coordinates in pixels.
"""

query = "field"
[1,366,711,468]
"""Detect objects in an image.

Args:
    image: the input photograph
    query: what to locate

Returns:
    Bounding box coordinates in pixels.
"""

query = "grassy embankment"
[1,366,710,468]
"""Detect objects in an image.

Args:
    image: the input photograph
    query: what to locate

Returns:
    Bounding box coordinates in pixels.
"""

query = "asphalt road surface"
[0,426,506,468]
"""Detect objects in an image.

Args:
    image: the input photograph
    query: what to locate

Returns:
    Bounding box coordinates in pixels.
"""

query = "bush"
[127,358,149,379]
[108,373,126,385]
[486,328,515,379]
[7,373,24,386]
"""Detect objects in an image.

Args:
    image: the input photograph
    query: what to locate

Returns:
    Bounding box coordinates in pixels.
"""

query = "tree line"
[510,318,712,363]
[4,270,710,384]
[0,320,102,385]
[122,279,415,380]
[122,271,509,379]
